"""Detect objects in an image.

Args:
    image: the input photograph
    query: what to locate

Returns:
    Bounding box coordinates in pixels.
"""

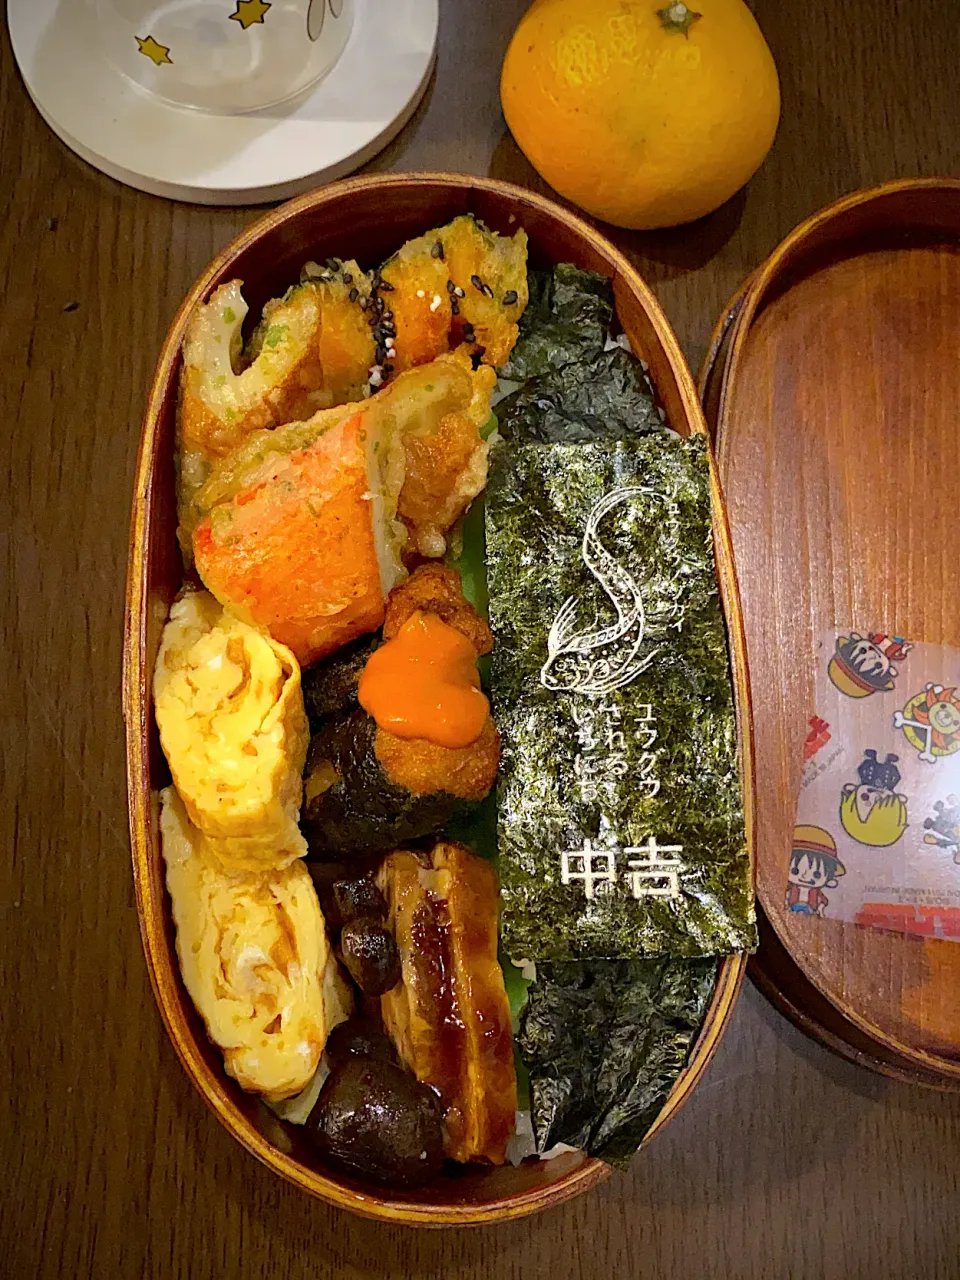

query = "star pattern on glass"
[230,0,272,30]
[136,35,173,66]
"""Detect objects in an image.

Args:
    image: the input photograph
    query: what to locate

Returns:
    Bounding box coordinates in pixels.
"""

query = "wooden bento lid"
[702,178,960,1085]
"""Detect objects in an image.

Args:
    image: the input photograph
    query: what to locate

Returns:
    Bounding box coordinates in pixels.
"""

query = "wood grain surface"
[711,184,960,1082]
[2,2,959,1277]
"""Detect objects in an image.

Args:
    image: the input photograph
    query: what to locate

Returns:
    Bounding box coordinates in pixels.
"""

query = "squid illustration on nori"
[540,486,664,697]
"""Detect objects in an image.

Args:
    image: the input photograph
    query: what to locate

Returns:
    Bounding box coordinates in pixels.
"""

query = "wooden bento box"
[123,174,753,1224]
[701,178,960,1089]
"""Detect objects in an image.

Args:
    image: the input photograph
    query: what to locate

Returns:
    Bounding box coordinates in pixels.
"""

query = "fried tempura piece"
[194,408,405,667]
[373,565,499,801]
[301,566,499,858]
[398,360,495,557]
[177,269,375,552]
[192,357,495,664]
[379,215,529,373]
[375,716,500,802]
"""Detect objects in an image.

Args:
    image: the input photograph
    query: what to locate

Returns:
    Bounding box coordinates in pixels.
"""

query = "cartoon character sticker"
[923,795,960,864]
[786,826,846,916]
[839,750,909,847]
[894,684,960,762]
[827,632,912,699]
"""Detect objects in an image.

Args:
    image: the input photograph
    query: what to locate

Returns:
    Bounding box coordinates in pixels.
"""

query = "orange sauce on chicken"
[358,611,488,749]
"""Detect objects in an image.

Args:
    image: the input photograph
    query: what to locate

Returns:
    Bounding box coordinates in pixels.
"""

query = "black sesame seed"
[446,279,457,294]
[342,272,353,284]
[63,301,79,312]
[502,290,518,306]
[348,287,359,302]
[382,310,393,321]
[470,274,484,291]
[378,280,394,292]
[383,363,395,374]
[451,299,460,315]
[368,314,378,327]
[431,241,445,260]
[47,217,58,232]
[376,345,387,364]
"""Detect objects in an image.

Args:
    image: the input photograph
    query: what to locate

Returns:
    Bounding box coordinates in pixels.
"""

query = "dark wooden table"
[3,3,960,1277]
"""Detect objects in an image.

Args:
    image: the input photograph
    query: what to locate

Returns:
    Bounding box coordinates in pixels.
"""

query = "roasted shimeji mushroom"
[306,1055,446,1187]
[329,874,402,996]
[191,357,494,665]
[323,1016,398,1070]
[377,842,518,1165]
[301,565,500,859]
[379,214,529,372]
[176,265,375,551]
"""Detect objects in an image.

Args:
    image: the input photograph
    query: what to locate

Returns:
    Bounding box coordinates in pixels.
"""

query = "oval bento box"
[123,173,754,1224]
[701,178,960,1090]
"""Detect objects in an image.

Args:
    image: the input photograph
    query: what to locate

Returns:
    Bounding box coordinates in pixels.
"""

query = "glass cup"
[97,0,354,115]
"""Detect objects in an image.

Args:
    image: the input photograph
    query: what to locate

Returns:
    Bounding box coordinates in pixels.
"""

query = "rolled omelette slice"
[160,788,351,1100]
[192,354,495,666]
[154,590,309,872]
[377,842,517,1164]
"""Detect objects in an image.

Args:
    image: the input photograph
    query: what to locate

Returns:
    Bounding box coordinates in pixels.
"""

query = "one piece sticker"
[789,631,960,939]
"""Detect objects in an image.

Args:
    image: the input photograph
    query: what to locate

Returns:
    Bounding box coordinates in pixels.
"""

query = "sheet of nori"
[495,264,665,444]
[487,433,753,961]
[487,265,749,1160]
[518,957,717,1165]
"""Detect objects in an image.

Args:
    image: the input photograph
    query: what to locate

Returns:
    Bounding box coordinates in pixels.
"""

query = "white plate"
[8,0,438,205]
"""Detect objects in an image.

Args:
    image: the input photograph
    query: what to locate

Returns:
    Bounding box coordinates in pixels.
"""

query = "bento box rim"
[122,171,752,1225]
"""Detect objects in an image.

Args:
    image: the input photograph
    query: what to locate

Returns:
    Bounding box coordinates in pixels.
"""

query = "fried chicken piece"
[375,715,500,802]
[383,563,493,656]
